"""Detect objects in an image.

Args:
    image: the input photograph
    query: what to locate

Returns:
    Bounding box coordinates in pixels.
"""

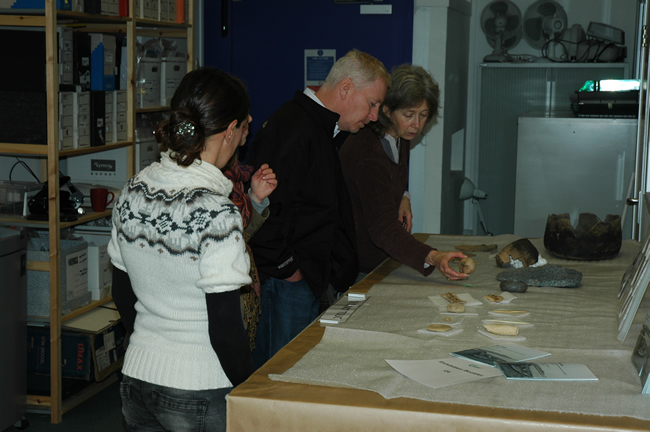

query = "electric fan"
[523,0,568,60]
[480,0,523,63]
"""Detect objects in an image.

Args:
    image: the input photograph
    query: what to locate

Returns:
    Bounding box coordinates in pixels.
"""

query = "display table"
[227,234,650,432]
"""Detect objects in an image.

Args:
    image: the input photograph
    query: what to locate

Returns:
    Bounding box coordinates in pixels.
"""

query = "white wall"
[411,0,472,235]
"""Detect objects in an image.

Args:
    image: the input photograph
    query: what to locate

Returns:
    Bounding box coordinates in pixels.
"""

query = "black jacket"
[246,91,358,297]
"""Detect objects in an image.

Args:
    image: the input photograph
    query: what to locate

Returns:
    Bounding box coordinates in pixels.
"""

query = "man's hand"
[398,196,413,232]
[250,163,277,204]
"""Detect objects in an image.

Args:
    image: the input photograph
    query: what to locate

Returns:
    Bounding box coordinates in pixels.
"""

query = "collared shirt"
[380,133,411,201]
[303,87,341,137]
[382,132,400,164]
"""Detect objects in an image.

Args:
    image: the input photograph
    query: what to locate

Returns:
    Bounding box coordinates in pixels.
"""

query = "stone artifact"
[483,324,519,336]
[495,238,539,268]
[544,212,622,260]
[497,264,582,288]
[427,324,452,332]
[441,292,465,303]
[484,294,503,303]
[459,257,476,274]
[447,303,466,313]
[455,244,497,253]
[500,280,528,293]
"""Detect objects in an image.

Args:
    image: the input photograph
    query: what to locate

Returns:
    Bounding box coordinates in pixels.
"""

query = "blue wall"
[203,0,414,154]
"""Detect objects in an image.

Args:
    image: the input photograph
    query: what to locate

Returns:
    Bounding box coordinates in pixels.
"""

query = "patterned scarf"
[224,162,254,228]
[223,161,260,351]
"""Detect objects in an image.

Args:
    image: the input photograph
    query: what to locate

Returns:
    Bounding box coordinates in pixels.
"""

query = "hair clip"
[175,121,196,138]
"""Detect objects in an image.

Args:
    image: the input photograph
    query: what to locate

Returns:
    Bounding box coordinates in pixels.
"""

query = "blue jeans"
[253,277,320,369]
[120,375,232,432]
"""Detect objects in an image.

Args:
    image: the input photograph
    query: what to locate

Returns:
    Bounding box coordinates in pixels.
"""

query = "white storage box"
[137,58,161,108]
[77,229,113,301]
[160,56,186,106]
[27,232,91,317]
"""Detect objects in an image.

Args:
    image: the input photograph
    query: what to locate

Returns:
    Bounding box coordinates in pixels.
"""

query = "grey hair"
[322,49,391,89]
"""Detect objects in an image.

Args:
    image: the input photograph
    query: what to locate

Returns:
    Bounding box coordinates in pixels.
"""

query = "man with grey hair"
[247,49,389,367]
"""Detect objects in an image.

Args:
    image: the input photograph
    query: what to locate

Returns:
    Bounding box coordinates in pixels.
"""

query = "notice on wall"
[304,49,336,91]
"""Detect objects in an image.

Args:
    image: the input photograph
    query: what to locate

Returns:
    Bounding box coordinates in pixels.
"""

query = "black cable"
[594,41,615,62]
[9,157,40,182]
[541,37,569,62]
[575,40,597,62]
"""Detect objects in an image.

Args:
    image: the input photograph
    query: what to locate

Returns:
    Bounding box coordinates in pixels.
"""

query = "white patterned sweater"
[108,150,251,390]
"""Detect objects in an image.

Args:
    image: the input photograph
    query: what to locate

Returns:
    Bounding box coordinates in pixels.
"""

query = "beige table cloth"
[227,234,650,432]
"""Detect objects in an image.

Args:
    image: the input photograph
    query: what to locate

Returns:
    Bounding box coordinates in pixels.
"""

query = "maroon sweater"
[339,127,435,275]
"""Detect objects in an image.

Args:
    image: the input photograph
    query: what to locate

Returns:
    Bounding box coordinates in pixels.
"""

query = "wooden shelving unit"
[0,0,194,423]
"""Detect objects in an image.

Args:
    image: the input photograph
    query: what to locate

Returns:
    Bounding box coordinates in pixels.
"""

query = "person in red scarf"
[224,154,276,349]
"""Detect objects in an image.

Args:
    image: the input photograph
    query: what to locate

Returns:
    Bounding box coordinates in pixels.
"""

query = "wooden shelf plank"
[137,28,187,37]
[26,394,52,409]
[0,143,49,155]
[57,10,130,24]
[0,14,46,26]
[135,17,190,28]
[27,297,114,323]
[0,141,133,156]
[59,141,134,157]
[0,208,111,228]
[71,23,127,34]
[26,372,119,412]
[27,260,50,272]
[61,297,114,322]
[136,106,171,113]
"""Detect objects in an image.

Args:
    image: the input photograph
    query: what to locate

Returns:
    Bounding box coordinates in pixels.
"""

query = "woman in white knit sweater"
[108,67,264,432]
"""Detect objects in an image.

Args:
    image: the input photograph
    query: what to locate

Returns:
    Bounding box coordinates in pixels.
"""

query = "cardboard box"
[105,90,114,143]
[114,90,127,142]
[90,33,116,91]
[159,0,170,21]
[135,0,143,18]
[71,0,83,12]
[86,235,112,300]
[136,138,161,173]
[74,91,91,149]
[144,0,158,19]
[27,233,91,317]
[119,43,128,90]
[27,307,125,382]
[58,27,74,85]
[135,114,161,172]
[59,91,75,150]
[137,57,161,108]
[160,55,186,106]
[102,0,119,15]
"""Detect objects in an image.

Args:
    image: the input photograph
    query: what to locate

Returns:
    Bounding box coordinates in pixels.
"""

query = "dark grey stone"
[500,280,528,293]
[497,264,582,288]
